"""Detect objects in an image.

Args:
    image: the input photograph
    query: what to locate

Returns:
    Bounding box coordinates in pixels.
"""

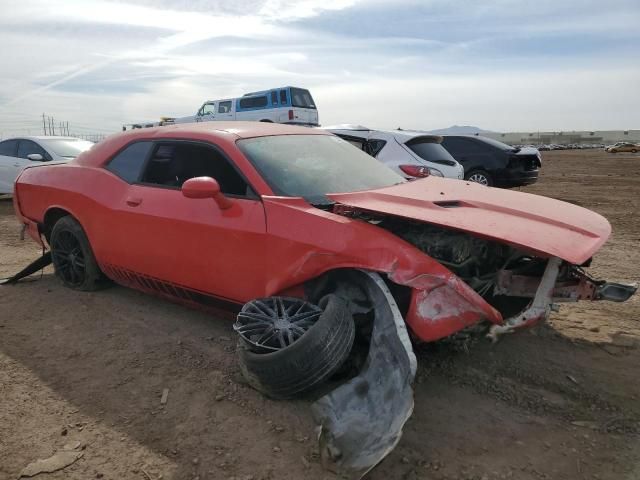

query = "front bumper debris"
[495,262,637,303]
[488,257,637,341]
[487,257,562,341]
[311,270,417,479]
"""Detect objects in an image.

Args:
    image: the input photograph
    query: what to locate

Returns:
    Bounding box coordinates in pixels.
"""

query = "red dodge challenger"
[11,122,636,478]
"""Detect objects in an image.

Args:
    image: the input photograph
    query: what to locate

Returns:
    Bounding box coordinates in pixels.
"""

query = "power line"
[0,114,113,141]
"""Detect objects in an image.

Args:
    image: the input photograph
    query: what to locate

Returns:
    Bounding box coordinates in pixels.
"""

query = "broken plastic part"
[487,256,562,342]
[595,282,638,302]
[0,251,52,285]
[311,270,417,479]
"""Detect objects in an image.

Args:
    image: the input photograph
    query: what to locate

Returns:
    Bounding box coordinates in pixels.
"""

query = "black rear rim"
[234,297,322,353]
[51,230,86,287]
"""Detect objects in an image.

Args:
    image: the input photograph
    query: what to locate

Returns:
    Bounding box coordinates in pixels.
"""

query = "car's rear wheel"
[465,169,493,186]
[234,295,355,399]
[50,216,103,291]
[632,149,637,153]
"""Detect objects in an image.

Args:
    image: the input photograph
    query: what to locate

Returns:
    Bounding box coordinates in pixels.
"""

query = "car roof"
[0,135,85,142]
[323,125,442,143]
[74,121,331,168]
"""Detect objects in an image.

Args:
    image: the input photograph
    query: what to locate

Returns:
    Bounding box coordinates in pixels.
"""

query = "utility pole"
[52,117,55,136]
[42,113,47,135]
[66,121,69,136]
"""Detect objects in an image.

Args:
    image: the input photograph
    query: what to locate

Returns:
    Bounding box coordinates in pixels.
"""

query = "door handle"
[126,197,142,207]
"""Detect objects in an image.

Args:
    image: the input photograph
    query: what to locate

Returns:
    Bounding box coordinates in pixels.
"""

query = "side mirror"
[27,153,43,161]
[182,176,233,210]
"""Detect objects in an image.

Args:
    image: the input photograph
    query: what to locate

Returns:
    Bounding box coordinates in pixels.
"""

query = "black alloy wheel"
[51,229,86,287]
[50,216,105,291]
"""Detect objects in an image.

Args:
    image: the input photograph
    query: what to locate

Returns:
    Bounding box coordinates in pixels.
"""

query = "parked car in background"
[0,136,94,194]
[123,86,318,130]
[324,125,464,180]
[440,135,541,187]
[605,142,639,153]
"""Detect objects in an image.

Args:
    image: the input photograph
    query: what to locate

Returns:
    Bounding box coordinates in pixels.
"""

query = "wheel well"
[42,208,71,241]
[303,268,412,318]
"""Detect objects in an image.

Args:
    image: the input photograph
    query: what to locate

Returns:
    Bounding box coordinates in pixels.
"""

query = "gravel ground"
[1,149,639,480]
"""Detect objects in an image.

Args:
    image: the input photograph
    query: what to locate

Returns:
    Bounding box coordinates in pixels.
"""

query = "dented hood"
[327,178,611,265]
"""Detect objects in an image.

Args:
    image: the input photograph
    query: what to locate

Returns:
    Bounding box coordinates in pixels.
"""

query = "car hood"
[327,178,611,264]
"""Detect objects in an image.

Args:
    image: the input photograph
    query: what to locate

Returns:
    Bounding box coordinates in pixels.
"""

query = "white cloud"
[258,0,362,20]
[0,0,638,137]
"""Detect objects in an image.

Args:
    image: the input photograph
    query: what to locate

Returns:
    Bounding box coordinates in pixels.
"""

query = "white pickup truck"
[123,86,319,130]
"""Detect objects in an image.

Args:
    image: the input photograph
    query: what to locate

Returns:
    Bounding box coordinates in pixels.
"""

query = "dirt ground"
[1,149,639,480]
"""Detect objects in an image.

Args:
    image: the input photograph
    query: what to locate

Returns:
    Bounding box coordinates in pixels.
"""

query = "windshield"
[40,138,94,158]
[237,134,405,199]
[407,139,457,165]
[290,88,316,109]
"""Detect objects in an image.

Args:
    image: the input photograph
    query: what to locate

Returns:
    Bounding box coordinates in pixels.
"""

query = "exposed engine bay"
[334,208,636,319]
[380,217,517,294]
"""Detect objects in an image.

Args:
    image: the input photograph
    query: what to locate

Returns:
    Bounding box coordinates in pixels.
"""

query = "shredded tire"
[236,294,355,399]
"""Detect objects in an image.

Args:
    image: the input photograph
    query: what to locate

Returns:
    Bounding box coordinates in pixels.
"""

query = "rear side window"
[0,139,18,156]
[106,141,152,183]
[442,137,485,156]
[271,91,278,105]
[239,95,268,109]
[280,90,287,104]
[367,139,386,157]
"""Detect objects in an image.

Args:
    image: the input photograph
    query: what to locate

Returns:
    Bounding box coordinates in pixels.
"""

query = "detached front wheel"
[234,295,355,399]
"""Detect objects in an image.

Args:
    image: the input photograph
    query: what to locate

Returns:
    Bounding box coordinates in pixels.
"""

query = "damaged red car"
[11,122,636,478]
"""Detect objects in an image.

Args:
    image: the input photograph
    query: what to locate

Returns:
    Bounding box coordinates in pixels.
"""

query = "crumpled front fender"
[312,270,416,479]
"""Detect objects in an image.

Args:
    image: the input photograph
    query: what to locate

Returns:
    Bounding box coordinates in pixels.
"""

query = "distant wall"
[481,130,640,145]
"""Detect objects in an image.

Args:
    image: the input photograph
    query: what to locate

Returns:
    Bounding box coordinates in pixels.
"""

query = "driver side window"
[140,142,254,197]
[202,103,216,115]
[17,140,49,161]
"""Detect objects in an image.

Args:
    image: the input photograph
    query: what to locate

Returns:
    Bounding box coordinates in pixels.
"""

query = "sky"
[0,0,639,138]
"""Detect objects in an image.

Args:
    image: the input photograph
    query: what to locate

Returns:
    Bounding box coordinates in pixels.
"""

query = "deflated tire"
[234,295,355,399]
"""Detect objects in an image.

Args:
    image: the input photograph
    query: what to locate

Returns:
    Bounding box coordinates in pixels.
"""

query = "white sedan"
[0,136,94,194]
[324,125,464,180]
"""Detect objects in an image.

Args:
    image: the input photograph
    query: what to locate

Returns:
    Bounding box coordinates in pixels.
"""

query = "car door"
[217,100,234,120]
[197,102,216,122]
[17,139,51,162]
[101,139,267,304]
[0,139,23,193]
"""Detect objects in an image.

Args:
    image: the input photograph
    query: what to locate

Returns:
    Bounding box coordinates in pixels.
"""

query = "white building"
[482,130,640,146]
